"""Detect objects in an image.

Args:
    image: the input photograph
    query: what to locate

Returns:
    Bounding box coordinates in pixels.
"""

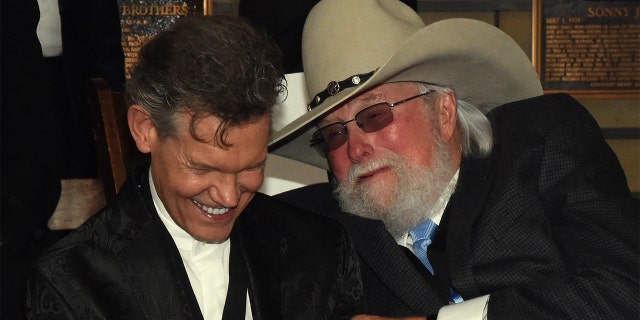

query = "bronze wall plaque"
[118,0,215,79]
[532,0,639,98]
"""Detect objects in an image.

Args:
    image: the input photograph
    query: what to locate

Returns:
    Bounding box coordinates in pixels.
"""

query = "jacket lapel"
[445,155,496,298]
[236,200,281,320]
[114,169,204,320]
[339,213,443,313]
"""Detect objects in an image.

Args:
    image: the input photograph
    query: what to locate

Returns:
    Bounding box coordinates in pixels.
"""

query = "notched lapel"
[116,218,203,320]
[445,155,497,297]
[115,172,203,320]
[341,214,443,314]
[237,199,282,319]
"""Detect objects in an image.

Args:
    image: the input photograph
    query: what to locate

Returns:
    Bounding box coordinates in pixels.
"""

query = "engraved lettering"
[587,6,630,18]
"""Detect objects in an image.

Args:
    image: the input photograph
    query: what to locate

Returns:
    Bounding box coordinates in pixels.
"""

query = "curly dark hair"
[126,14,285,147]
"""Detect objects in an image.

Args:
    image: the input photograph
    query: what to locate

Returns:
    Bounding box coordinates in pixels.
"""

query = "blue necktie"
[409,219,438,274]
[409,219,464,304]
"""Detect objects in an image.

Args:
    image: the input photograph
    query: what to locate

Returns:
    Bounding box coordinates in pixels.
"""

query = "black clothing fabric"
[49,0,126,178]
[277,93,640,319]
[26,165,364,319]
[1,1,65,318]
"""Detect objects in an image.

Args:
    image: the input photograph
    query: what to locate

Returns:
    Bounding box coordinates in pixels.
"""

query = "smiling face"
[135,109,270,243]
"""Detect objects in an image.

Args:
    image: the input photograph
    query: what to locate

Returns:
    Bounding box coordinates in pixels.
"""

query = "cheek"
[169,175,208,200]
[393,130,438,167]
[386,113,437,155]
[327,150,351,183]
[239,170,266,192]
[158,162,210,197]
[153,151,201,197]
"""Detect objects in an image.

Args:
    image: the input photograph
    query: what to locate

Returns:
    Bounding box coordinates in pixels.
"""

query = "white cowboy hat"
[269,0,542,170]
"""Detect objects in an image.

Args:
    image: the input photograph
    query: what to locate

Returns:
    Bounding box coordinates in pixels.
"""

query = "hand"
[352,315,426,320]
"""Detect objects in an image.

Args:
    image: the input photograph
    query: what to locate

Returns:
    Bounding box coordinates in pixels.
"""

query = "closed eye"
[190,167,214,175]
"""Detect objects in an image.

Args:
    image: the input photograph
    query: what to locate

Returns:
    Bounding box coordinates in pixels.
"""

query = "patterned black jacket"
[26,166,364,320]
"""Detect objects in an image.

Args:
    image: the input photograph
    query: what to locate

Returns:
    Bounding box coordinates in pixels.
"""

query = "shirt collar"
[397,169,459,246]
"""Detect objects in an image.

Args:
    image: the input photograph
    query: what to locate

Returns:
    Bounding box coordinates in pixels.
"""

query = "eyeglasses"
[310,90,434,155]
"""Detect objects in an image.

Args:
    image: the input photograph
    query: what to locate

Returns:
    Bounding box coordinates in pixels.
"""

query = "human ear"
[436,92,458,142]
[127,105,156,154]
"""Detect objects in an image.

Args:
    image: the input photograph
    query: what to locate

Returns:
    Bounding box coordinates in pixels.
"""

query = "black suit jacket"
[26,166,364,319]
[276,93,639,319]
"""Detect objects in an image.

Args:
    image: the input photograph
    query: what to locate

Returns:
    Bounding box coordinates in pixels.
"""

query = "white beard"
[334,139,454,239]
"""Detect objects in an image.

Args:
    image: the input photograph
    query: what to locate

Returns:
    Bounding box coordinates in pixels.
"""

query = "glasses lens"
[355,103,393,132]
[310,103,395,155]
[314,123,348,153]
[311,135,327,156]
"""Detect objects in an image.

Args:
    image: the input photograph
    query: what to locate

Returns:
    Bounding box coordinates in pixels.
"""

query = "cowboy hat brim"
[269,18,542,170]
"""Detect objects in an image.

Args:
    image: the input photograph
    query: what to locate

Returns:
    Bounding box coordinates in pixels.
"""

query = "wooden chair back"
[87,77,146,202]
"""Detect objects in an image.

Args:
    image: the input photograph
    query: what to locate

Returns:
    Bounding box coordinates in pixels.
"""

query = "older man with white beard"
[333,84,460,239]
[271,0,640,319]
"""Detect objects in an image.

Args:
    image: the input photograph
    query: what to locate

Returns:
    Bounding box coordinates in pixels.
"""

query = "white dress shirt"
[150,173,253,320]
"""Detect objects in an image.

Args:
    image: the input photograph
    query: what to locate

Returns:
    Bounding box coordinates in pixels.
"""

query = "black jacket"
[26,166,364,319]
[277,93,640,319]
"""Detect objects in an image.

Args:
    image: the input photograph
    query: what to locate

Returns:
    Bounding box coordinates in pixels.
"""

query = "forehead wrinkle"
[357,90,384,105]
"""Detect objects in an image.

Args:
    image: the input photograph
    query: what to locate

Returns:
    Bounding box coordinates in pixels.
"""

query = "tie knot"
[409,219,438,244]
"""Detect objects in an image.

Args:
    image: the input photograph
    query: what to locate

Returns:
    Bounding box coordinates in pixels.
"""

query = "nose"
[208,174,240,208]
[345,122,373,163]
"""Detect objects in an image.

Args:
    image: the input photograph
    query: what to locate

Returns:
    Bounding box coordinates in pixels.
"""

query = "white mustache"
[346,157,396,184]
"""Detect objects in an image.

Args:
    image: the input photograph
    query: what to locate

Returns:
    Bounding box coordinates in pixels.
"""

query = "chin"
[189,227,233,244]
[197,234,231,244]
[365,180,398,206]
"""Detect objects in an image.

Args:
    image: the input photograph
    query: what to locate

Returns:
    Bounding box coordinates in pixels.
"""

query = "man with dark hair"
[270,0,639,319]
[26,15,362,320]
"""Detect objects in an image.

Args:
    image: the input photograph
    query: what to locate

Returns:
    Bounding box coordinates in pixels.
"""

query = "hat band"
[307,69,377,111]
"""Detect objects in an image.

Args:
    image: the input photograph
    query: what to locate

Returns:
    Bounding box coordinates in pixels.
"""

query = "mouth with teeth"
[191,199,230,216]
